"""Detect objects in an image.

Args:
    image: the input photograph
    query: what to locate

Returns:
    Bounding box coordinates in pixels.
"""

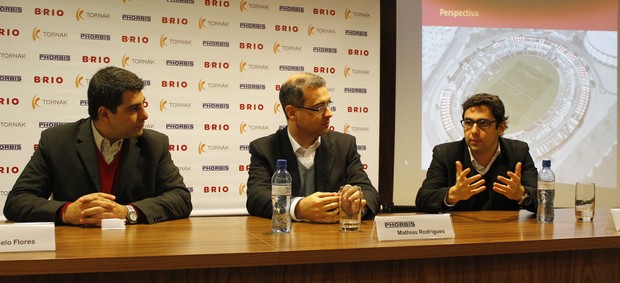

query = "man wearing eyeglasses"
[416,93,538,213]
[245,72,380,223]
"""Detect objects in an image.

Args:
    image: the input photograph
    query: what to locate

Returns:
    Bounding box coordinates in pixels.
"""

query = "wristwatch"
[518,190,532,206]
[126,205,138,224]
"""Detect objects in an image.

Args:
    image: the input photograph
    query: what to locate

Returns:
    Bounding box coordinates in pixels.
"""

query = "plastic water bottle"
[272,159,292,233]
[537,160,555,223]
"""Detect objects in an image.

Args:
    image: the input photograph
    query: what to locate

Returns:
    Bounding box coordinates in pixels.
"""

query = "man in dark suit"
[246,72,380,223]
[416,93,538,213]
[4,66,192,226]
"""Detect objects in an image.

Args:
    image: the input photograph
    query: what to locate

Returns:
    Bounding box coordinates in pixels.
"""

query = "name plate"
[373,214,455,241]
[611,209,620,231]
[0,222,56,253]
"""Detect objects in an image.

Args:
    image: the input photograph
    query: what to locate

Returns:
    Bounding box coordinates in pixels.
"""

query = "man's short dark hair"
[279,72,326,119]
[87,66,144,120]
[461,93,508,129]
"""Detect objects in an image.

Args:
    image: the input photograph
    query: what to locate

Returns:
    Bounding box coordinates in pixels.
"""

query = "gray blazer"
[246,127,380,219]
[3,118,192,224]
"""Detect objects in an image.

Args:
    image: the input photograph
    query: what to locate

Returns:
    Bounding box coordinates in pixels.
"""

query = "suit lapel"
[116,137,139,198]
[76,119,101,192]
[277,128,302,196]
[314,133,335,192]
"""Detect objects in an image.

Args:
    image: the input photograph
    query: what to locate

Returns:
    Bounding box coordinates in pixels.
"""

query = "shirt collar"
[468,142,501,175]
[91,121,123,163]
[287,128,321,156]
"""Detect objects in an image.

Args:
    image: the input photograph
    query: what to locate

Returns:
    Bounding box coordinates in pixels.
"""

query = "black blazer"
[4,118,192,223]
[246,127,380,219]
[416,138,538,213]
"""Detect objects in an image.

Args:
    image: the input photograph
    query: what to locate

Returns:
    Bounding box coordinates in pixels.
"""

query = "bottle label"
[272,185,291,195]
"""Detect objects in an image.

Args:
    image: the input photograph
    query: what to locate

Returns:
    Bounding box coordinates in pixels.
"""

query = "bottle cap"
[542,160,551,167]
[276,159,287,169]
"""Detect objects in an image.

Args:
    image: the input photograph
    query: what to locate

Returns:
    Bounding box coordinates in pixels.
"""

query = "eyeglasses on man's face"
[296,101,333,113]
[460,119,497,130]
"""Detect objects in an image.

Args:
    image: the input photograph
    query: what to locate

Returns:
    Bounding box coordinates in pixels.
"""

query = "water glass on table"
[575,182,595,222]
[339,185,363,232]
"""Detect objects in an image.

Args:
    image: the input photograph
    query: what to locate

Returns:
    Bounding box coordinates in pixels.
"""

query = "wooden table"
[1,208,619,282]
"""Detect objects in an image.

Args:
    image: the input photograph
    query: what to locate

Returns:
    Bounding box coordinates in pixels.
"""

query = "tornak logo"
[122,55,130,67]
[344,124,351,134]
[239,122,247,134]
[307,25,315,36]
[198,79,206,92]
[31,96,41,109]
[31,27,41,41]
[75,74,85,88]
[344,8,352,20]
[75,8,85,21]
[273,102,281,114]
[239,60,247,72]
[159,99,168,111]
[273,42,281,54]
[238,183,247,195]
[159,35,168,48]
[198,17,207,29]
[344,66,351,77]
[240,0,248,11]
[198,142,206,154]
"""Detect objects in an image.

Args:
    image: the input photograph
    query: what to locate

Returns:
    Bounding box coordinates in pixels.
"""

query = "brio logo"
[82,56,111,64]
[275,25,298,32]
[161,17,188,25]
[0,166,20,174]
[205,0,230,7]
[0,28,19,37]
[239,164,250,171]
[122,35,149,44]
[34,8,64,17]
[169,144,188,151]
[0,98,19,105]
[348,49,370,56]
[161,81,188,88]
[203,61,229,69]
[348,106,369,113]
[203,186,229,193]
[239,42,264,50]
[239,104,264,111]
[34,76,63,84]
[313,8,336,16]
[75,74,86,88]
[313,66,336,74]
[204,124,230,131]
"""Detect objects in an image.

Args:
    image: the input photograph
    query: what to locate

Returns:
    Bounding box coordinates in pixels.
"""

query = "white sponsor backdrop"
[0,0,380,218]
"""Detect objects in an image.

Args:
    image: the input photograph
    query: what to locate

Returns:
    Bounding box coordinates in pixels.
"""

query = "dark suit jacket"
[3,118,192,224]
[416,137,538,213]
[246,127,380,220]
